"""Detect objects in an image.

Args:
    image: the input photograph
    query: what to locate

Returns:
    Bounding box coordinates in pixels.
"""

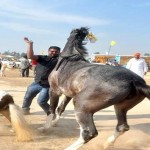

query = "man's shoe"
[22,109,30,115]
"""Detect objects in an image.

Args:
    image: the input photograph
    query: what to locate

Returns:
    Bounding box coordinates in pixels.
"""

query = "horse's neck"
[59,59,89,73]
[2,64,12,69]
[61,40,80,57]
[55,57,67,71]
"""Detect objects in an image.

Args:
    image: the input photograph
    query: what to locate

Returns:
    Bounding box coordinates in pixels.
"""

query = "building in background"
[90,54,150,70]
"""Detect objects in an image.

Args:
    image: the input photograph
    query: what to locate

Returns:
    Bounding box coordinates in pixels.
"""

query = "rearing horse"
[43,27,150,149]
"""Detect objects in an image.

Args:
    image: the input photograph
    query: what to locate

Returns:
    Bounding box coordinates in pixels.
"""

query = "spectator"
[20,54,30,77]
[22,37,60,115]
[111,59,119,66]
[126,52,148,78]
[0,59,2,70]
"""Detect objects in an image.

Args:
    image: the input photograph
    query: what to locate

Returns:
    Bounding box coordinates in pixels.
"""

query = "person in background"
[20,54,30,77]
[0,59,2,70]
[126,52,148,78]
[22,37,60,115]
[111,59,119,66]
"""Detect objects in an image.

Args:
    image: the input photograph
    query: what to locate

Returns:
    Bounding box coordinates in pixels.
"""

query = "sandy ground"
[0,68,150,150]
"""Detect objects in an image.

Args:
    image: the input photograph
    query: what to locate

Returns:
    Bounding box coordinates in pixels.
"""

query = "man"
[22,37,60,114]
[20,54,30,77]
[0,59,2,70]
[126,52,148,78]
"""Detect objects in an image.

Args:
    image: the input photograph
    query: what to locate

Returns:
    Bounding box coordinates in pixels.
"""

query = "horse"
[41,27,150,149]
[0,91,33,141]
[0,62,15,77]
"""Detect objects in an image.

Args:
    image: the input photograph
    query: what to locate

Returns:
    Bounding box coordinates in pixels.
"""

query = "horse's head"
[61,27,89,59]
[0,91,14,121]
[70,27,89,43]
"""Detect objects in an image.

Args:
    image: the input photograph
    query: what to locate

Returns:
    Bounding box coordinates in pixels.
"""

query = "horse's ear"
[80,27,89,34]
[70,28,78,33]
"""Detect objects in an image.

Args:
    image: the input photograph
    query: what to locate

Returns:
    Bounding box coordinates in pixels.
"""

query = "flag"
[87,32,98,43]
[110,41,116,46]
[41,50,45,55]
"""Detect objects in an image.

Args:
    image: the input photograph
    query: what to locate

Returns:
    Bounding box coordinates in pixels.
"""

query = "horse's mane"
[61,27,89,61]
[72,27,89,57]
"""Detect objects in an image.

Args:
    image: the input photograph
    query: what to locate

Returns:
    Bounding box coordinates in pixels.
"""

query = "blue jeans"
[22,82,50,113]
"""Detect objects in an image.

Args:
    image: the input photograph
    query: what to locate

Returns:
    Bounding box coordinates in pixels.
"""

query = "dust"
[9,104,34,141]
[118,130,150,150]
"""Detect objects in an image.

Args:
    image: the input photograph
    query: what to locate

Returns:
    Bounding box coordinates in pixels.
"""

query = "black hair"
[22,54,27,59]
[48,46,61,52]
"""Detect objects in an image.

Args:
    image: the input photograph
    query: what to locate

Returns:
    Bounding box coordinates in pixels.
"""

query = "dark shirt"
[35,55,58,87]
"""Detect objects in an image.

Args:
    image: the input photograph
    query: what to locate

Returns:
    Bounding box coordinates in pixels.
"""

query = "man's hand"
[24,37,33,44]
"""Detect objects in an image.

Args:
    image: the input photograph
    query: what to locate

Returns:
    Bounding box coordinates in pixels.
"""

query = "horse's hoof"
[103,142,114,150]
[38,127,46,133]
[38,126,52,131]
[52,121,58,127]
[10,128,15,133]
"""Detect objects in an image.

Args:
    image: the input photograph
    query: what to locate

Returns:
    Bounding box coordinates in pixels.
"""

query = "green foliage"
[1,51,25,59]
[144,53,150,56]
[94,52,100,54]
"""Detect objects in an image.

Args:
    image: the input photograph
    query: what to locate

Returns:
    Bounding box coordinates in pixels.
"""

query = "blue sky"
[0,0,150,56]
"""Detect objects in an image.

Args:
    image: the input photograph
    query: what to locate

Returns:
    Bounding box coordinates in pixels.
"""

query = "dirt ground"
[0,68,150,150]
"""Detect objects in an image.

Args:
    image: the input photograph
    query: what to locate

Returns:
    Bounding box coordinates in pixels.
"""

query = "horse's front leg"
[65,96,98,150]
[38,90,59,131]
[52,95,72,126]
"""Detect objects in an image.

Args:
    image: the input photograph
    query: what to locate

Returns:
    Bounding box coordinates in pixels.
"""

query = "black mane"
[61,27,89,60]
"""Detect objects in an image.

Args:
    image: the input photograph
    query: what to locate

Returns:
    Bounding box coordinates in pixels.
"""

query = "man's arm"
[24,37,38,60]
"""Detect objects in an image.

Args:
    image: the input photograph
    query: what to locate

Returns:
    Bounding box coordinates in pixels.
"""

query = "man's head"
[22,54,28,59]
[48,46,60,57]
[134,52,141,59]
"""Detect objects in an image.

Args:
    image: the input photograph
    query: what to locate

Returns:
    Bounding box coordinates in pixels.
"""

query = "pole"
[106,45,111,62]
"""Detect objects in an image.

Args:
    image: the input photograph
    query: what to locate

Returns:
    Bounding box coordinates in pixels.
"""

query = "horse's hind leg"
[65,111,98,150]
[104,95,145,149]
[104,105,129,149]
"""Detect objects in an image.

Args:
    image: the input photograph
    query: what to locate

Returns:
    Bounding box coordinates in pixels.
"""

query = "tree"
[94,52,100,54]
[144,53,150,56]
[2,51,25,59]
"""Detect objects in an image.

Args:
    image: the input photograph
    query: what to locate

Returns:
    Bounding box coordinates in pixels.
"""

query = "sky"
[0,0,150,56]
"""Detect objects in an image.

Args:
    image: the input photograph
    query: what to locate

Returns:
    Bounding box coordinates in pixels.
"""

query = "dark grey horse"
[42,27,150,149]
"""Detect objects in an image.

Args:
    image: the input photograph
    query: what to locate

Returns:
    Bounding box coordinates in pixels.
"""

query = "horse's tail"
[9,104,34,141]
[134,81,150,100]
